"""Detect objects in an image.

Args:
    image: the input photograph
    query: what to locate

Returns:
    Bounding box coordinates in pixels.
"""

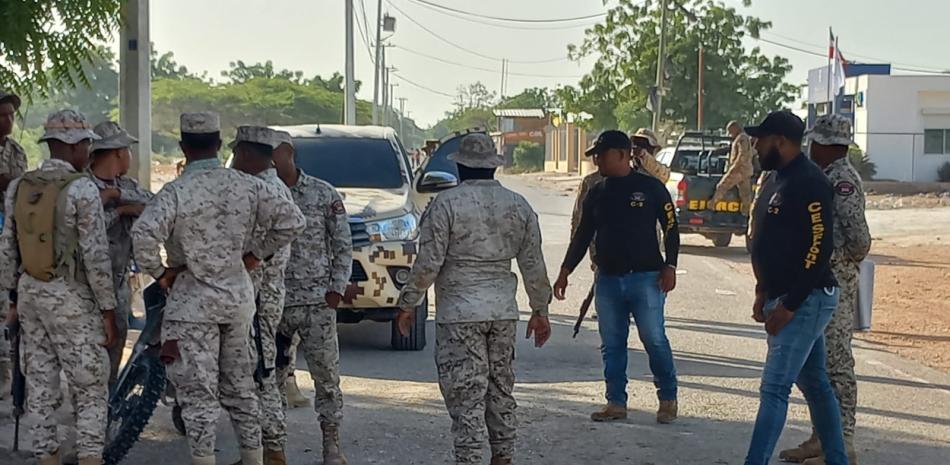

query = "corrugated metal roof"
[492,109,546,118]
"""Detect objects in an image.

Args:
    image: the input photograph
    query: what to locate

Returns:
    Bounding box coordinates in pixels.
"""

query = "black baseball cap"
[585,130,632,157]
[745,111,805,141]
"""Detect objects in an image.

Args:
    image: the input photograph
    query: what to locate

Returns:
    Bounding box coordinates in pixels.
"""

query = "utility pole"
[652,0,669,133]
[697,44,704,130]
[344,0,356,125]
[372,0,383,124]
[398,97,407,137]
[389,81,398,129]
[499,59,507,99]
[119,0,151,187]
[381,60,389,126]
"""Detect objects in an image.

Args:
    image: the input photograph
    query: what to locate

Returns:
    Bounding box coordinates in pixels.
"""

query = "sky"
[149,0,950,127]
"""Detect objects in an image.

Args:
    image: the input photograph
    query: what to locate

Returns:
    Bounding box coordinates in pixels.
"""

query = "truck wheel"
[712,234,732,248]
[391,296,428,351]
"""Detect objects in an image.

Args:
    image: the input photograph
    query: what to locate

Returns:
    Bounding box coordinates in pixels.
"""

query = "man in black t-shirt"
[554,130,680,425]
[743,111,848,465]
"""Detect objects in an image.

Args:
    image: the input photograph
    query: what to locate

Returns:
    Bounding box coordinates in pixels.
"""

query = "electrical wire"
[390,71,455,98]
[355,0,376,63]
[760,30,948,73]
[753,36,947,74]
[403,0,607,23]
[394,45,583,79]
[399,0,601,31]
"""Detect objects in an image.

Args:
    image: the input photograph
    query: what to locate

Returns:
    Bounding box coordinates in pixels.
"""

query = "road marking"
[865,359,950,397]
[715,289,737,296]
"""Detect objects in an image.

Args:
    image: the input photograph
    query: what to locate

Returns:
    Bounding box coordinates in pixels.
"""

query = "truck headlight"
[366,213,418,242]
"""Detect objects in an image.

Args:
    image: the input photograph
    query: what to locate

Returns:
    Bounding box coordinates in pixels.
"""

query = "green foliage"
[0,0,121,98]
[938,162,950,183]
[559,0,797,131]
[848,146,877,181]
[430,82,499,139]
[512,141,544,172]
[498,88,559,110]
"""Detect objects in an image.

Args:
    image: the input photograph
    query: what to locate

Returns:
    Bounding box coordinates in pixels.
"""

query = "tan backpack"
[13,170,85,282]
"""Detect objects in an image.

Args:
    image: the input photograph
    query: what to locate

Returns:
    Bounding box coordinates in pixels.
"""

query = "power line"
[399,0,601,31]
[760,30,948,73]
[753,36,947,74]
[390,71,455,98]
[393,45,583,78]
[403,0,606,23]
[355,0,376,63]
[385,0,569,64]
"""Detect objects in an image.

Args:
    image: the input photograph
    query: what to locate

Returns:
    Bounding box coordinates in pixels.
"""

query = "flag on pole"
[828,28,836,59]
[833,36,847,91]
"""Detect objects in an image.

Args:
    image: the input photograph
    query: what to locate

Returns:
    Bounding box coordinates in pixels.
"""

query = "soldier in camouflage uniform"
[631,128,670,183]
[0,110,118,465]
[271,129,353,465]
[710,121,756,214]
[87,121,154,384]
[132,113,305,465]
[0,90,27,397]
[396,133,553,465]
[780,114,871,465]
[229,126,294,465]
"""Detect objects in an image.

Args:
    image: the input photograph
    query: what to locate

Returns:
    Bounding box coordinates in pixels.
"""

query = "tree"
[512,141,544,172]
[0,0,122,97]
[21,47,119,129]
[429,82,499,139]
[454,82,497,113]
[559,0,797,132]
[497,87,559,110]
[151,49,203,81]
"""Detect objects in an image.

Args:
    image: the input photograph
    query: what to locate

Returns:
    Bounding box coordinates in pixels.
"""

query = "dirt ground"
[857,244,950,372]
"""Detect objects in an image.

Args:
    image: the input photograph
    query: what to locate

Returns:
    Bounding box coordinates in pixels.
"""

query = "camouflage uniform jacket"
[571,172,604,262]
[251,168,293,293]
[284,170,352,307]
[727,132,755,176]
[397,179,552,323]
[824,157,871,267]
[635,153,671,184]
[0,159,117,310]
[87,172,154,279]
[132,159,305,324]
[0,137,27,207]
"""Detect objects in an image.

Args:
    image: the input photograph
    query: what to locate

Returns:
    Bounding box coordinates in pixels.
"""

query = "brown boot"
[656,400,678,424]
[779,435,821,463]
[321,423,348,465]
[263,449,287,465]
[490,456,513,465]
[284,375,311,408]
[38,451,61,465]
[77,458,102,465]
[590,404,627,422]
[800,438,858,465]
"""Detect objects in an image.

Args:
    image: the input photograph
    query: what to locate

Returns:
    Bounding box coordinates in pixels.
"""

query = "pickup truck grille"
[351,260,368,282]
[349,220,371,249]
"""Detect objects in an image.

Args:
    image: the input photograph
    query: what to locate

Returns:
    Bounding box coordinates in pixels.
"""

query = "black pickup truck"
[657,131,759,248]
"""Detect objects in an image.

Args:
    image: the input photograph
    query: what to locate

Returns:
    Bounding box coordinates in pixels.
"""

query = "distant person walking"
[555,130,680,425]
[709,121,755,214]
[779,114,871,465]
[743,111,848,465]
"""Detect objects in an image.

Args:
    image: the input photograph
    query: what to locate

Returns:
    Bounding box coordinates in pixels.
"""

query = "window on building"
[924,129,948,154]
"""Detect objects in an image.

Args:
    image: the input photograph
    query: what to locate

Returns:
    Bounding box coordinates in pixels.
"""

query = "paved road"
[3,175,949,464]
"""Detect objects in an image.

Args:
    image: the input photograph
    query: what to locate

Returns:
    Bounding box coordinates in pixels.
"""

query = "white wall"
[851,75,950,181]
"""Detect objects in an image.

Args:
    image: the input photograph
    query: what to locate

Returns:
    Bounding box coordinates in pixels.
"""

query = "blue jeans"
[745,288,848,465]
[595,271,678,405]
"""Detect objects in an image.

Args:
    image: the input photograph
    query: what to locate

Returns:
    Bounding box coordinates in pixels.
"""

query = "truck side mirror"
[417,171,459,193]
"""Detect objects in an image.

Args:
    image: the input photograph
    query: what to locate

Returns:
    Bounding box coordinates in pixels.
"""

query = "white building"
[847,74,950,182]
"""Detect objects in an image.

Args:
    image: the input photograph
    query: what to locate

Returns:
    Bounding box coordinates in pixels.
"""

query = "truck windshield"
[294,137,404,189]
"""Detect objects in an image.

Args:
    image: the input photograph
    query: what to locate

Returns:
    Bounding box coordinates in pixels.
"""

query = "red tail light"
[676,178,688,207]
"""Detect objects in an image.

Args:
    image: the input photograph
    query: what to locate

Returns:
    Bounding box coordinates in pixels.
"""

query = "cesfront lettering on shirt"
[804,201,824,269]
[664,202,675,231]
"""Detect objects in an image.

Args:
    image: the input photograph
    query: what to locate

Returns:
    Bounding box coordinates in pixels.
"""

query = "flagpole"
[827,27,833,116]
[832,35,839,114]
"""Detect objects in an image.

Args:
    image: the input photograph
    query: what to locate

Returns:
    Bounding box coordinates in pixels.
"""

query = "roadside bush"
[848,146,876,181]
[513,141,544,172]
[938,162,950,182]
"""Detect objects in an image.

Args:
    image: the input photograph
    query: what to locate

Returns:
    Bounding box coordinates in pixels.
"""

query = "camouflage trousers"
[0,291,8,363]
[814,260,859,439]
[278,304,343,427]
[163,320,262,458]
[107,273,131,386]
[255,277,287,450]
[710,168,753,213]
[436,320,517,465]
[18,277,109,460]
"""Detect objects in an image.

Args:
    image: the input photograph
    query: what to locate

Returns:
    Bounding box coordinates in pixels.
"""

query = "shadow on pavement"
[680,244,751,264]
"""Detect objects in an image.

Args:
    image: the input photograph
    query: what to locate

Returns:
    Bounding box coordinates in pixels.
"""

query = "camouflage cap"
[631,127,661,148]
[90,121,138,152]
[806,114,853,146]
[38,109,100,144]
[0,90,21,110]
[448,133,503,169]
[229,125,278,150]
[180,112,220,134]
[273,130,294,148]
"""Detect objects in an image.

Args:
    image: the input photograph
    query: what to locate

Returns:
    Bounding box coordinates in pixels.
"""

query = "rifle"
[251,295,272,391]
[572,282,596,338]
[5,319,25,451]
